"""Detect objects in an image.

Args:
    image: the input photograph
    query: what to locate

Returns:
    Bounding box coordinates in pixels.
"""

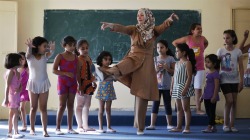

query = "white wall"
[1,0,250,119]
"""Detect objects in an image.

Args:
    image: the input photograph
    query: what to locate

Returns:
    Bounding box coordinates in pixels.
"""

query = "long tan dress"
[108,19,172,101]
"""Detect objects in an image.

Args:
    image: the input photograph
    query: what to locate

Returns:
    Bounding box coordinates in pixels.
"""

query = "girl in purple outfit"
[18,52,30,132]
[200,54,220,133]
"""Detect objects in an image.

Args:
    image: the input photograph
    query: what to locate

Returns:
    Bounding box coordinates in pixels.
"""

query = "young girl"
[75,39,97,132]
[99,8,178,135]
[146,40,175,130]
[2,53,25,139]
[169,43,196,134]
[172,23,209,115]
[25,36,55,137]
[95,51,117,133]
[200,54,220,133]
[217,30,244,132]
[18,52,30,132]
[53,36,79,135]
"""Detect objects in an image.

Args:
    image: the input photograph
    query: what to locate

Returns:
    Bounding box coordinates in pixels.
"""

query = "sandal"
[77,128,86,133]
[182,129,191,134]
[68,129,79,134]
[201,128,213,133]
[20,126,27,132]
[84,127,96,131]
[106,128,116,133]
[168,128,182,132]
[145,126,156,130]
[43,132,50,137]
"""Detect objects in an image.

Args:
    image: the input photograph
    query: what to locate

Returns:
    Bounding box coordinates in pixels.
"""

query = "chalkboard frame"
[44,9,201,63]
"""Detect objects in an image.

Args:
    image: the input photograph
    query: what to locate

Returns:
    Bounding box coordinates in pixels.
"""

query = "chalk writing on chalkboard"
[44,10,201,63]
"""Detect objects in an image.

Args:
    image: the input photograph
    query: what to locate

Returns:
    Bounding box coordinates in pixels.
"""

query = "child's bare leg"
[12,108,19,134]
[56,94,67,130]
[20,101,27,130]
[223,93,233,127]
[38,92,49,136]
[230,93,237,128]
[98,100,105,130]
[28,91,39,135]
[106,101,114,130]
[67,93,76,131]
[75,94,84,129]
[82,95,94,131]
[8,109,14,134]
[175,99,183,130]
[182,98,191,131]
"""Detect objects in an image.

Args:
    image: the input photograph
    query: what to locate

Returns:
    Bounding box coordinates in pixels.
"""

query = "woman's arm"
[154,13,178,36]
[101,22,134,35]
[182,61,192,96]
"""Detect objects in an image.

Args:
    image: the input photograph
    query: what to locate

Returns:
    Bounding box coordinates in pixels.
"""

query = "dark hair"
[157,40,174,57]
[62,36,76,47]
[76,39,89,56]
[176,43,196,74]
[32,36,48,55]
[223,30,238,45]
[188,23,201,35]
[205,54,220,70]
[96,51,113,66]
[18,52,28,68]
[4,53,22,69]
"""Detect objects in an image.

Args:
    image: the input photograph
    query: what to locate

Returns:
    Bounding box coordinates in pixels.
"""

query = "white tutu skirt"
[26,79,51,94]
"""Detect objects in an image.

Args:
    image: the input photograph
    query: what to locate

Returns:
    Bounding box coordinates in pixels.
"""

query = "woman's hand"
[101,22,114,30]
[169,13,179,21]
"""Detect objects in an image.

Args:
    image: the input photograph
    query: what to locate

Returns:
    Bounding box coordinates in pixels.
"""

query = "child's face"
[205,58,214,69]
[223,33,233,46]
[38,42,48,54]
[137,10,146,25]
[102,56,111,67]
[20,55,26,67]
[65,43,76,53]
[175,48,184,59]
[157,42,167,55]
[78,43,89,56]
[192,25,202,36]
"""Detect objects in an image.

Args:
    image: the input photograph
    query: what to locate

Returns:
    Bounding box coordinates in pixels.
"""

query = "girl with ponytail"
[169,43,196,134]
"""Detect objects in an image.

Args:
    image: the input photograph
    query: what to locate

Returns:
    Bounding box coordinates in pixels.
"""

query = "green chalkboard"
[44,10,201,63]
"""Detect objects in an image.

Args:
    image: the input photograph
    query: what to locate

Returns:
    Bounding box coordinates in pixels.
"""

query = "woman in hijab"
[98,8,178,135]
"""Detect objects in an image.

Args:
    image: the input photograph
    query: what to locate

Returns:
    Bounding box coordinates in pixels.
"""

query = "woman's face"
[137,10,146,25]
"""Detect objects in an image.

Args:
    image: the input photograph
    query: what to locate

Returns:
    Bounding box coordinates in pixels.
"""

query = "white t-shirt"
[217,47,242,84]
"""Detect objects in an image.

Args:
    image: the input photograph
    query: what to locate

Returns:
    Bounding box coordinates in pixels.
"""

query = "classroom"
[0,0,250,139]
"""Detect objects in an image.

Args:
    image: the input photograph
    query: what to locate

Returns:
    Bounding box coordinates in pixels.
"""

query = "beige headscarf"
[136,8,155,42]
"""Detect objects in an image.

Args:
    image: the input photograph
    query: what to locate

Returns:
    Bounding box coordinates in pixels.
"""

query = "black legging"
[204,99,217,126]
[151,90,172,115]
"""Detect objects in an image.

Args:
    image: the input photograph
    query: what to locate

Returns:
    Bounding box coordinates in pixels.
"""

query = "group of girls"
[2,7,248,139]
